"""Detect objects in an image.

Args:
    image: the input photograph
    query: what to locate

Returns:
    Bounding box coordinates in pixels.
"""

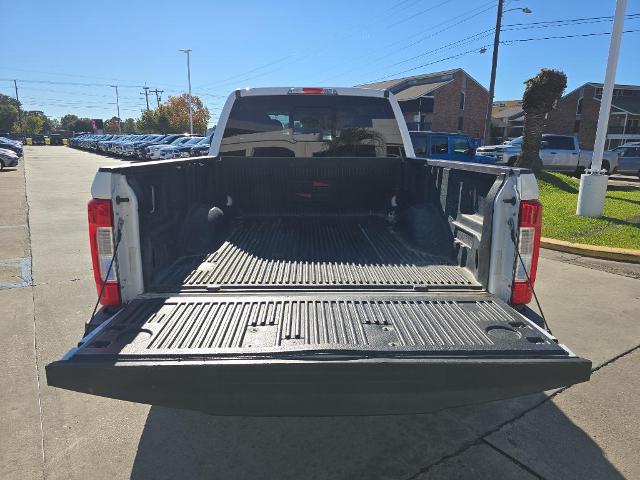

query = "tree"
[515,69,567,172]
[21,112,45,134]
[136,109,159,133]
[60,114,79,131]
[60,114,95,133]
[0,104,19,132]
[122,118,137,133]
[163,94,209,133]
[0,94,20,132]
[104,116,121,134]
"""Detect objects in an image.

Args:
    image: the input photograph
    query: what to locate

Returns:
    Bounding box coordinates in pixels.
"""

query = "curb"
[540,237,640,264]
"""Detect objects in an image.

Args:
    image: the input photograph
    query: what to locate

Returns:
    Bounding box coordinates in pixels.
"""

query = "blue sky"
[1,0,639,126]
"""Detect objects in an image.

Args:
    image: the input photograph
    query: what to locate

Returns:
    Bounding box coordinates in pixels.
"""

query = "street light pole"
[483,0,504,144]
[179,49,193,134]
[483,4,532,144]
[577,0,627,217]
[110,85,122,133]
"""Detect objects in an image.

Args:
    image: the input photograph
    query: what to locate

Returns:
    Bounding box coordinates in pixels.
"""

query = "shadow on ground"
[130,394,623,480]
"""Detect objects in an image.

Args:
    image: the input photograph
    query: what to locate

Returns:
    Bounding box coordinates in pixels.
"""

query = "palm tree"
[515,69,567,172]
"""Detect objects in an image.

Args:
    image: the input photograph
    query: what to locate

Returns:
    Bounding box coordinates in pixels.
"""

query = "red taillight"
[88,198,121,306]
[511,199,543,305]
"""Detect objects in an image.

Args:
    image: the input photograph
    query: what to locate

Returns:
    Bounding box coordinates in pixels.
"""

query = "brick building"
[491,100,524,143]
[545,82,640,149]
[359,69,489,139]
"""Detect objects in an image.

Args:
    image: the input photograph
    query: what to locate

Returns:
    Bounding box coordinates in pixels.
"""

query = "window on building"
[576,97,583,115]
[457,116,464,131]
[574,119,581,133]
[594,88,603,98]
[459,92,465,110]
[430,136,449,155]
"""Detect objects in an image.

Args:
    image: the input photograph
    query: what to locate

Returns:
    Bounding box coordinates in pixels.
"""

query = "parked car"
[144,134,190,160]
[47,86,590,417]
[0,136,24,156]
[157,136,203,159]
[132,134,184,160]
[189,135,213,157]
[0,147,20,169]
[49,133,64,146]
[613,142,640,177]
[477,134,619,174]
[410,131,495,163]
[31,134,47,146]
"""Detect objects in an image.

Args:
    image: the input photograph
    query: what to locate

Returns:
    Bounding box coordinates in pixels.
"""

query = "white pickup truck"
[477,134,618,174]
[46,87,590,416]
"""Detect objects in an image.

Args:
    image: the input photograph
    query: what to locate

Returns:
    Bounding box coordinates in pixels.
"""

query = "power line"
[501,28,640,44]
[386,0,456,28]
[319,0,497,83]
[362,28,640,84]
[503,12,640,28]
[346,13,639,86]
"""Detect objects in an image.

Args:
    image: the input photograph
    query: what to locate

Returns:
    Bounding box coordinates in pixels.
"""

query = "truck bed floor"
[152,216,478,291]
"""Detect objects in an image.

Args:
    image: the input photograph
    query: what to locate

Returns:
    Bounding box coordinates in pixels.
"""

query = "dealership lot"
[1,146,639,480]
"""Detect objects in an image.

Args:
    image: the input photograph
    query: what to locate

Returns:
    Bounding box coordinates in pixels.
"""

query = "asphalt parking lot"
[1,146,639,480]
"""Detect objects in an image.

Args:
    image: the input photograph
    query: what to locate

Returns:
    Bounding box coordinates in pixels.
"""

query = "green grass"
[536,171,640,250]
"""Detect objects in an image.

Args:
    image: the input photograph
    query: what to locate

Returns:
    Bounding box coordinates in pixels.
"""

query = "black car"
[49,134,64,146]
[189,135,213,156]
[31,134,47,146]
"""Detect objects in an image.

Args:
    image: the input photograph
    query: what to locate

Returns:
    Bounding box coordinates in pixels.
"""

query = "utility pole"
[179,49,194,134]
[150,88,164,108]
[13,79,22,133]
[483,0,504,144]
[482,4,532,144]
[109,85,122,133]
[577,0,627,217]
[141,84,150,110]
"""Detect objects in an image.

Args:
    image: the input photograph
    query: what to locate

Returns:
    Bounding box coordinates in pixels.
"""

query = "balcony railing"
[608,125,640,134]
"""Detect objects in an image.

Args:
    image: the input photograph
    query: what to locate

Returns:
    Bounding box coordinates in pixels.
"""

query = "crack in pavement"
[23,157,47,480]
[403,343,640,480]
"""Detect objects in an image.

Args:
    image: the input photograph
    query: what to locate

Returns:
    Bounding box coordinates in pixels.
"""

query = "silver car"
[614,143,640,178]
[0,147,19,170]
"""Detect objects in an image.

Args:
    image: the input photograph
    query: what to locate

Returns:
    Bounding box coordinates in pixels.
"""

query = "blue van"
[409,131,495,164]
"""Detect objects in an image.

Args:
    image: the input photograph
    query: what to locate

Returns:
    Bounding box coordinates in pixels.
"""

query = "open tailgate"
[46,293,591,416]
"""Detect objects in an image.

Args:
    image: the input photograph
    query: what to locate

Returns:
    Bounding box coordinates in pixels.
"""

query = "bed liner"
[152,216,478,292]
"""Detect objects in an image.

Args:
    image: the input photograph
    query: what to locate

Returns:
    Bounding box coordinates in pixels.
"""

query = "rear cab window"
[544,136,576,150]
[220,95,404,158]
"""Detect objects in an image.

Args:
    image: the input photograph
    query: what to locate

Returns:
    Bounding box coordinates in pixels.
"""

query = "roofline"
[560,81,640,101]
[356,68,489,94]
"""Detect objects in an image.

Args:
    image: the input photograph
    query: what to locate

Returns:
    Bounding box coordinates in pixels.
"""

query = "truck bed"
[151,216,478,292]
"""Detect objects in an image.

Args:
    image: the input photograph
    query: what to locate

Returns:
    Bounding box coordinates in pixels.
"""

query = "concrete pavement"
[0,146,638,479]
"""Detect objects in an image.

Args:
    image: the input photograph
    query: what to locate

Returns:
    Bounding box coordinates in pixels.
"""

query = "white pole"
[576,0,626,217]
